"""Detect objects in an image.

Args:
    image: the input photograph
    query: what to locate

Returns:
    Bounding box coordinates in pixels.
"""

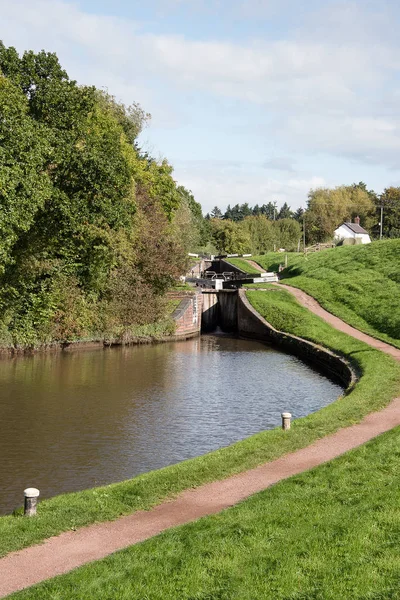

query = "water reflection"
[0,336,343,514]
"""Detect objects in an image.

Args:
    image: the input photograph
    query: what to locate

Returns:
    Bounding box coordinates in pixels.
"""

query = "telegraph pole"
[379,205,383,240]
[303,211,306,252]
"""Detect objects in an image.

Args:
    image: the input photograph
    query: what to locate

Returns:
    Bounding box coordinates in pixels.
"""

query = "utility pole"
[379,205,383,240]
[303,211,306,252]
[273,201,277,221]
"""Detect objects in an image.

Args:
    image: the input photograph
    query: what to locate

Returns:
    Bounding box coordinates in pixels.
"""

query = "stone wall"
[201,290,238,333]
[237,289,356,389]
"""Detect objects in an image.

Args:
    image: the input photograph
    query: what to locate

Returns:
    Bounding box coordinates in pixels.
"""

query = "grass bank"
[11,426,400,599]
[253,240,400,349]
[224,257,262,274]
[1,288,399,558]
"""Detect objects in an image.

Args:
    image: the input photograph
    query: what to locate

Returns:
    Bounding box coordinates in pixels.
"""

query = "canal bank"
[0,285,399,561]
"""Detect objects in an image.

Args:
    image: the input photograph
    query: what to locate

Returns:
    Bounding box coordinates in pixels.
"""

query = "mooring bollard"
[24,487,40,516]
[281,412,292,431]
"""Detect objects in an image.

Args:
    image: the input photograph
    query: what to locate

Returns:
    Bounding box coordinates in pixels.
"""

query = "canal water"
[0,335,343,514]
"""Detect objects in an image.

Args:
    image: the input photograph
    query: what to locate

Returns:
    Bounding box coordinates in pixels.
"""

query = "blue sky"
[2,0,400,213]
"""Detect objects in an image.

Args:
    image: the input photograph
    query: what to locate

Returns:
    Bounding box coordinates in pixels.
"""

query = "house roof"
[341,222,369,235]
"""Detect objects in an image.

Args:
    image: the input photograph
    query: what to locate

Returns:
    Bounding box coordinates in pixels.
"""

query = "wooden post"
[281,412,292,431]
[24,488,40,516]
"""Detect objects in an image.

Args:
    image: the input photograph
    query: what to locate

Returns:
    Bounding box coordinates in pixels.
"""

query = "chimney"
[354,216,360,225]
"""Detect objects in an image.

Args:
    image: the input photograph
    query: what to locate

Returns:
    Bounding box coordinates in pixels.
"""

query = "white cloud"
[173,159,326,212]
[1,0,400,207]
[264,157,297,173]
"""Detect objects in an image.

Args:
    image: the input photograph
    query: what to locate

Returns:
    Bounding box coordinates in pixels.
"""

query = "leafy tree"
[209,219,250,254]
[306,185,375,244]
[242,216,275,254]
[276,218,301,251]
[0,42,202,345]
[96,91,150,145]
[0,75,51,271]
[379,188,400,239]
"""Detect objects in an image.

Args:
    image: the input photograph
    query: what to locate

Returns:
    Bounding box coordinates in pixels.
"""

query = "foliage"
[378,187,400,239]
[305,184,375,244]
[209,216,301,254]
[0,75,52,271]
[0,42,200,347]
[209,218,251,254]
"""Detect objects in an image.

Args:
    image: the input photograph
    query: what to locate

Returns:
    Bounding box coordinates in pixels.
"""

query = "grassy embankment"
[8,287,400,599]
[1,287,400,561]
[224,257,262,274]
[11,430,400,599]
[248,240,400,349]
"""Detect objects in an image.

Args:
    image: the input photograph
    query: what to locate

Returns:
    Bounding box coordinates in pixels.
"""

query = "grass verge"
[10,426,400,599]
[1,287,399,559]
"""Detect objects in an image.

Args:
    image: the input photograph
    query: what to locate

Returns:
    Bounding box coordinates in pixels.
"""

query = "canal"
[0,335,344,514]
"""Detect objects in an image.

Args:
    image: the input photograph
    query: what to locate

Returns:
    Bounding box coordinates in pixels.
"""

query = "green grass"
[224,257,262,274]
[1,287,399,560]
[253,240,400,349]
[10,427,400,599]
[252,251,302,273]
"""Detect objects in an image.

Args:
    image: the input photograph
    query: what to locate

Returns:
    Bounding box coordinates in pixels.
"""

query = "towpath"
[277,283,400,361]
[1,288,400,598]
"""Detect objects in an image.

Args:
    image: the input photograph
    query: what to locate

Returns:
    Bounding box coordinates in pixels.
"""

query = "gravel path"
[1,288,399,598]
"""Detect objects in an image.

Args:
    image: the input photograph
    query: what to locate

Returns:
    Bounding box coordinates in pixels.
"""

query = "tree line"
[0,43,204,346]
[203,182,400,254]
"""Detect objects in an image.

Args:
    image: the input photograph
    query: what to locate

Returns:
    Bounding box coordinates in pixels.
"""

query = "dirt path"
[277,283,400,362]
[1,289,400,597]
[244,259,265,273]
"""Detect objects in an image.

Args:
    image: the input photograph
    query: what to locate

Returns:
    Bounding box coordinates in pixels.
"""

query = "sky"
[1,0,400,213]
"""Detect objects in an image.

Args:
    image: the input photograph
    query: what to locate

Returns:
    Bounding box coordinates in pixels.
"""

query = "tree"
[305,185,375,244]
[293,207,304,222]
[260,202,276,220]
[0,42,201,345]
[224,204,233,220]
[230,204,242,221]
[209,219,250,254]
[0,75,51,271]
[210,206,223,219]
[276,219,301,251]
[242,216,275,254]
[379,188,400,238]
[278,202,293,220]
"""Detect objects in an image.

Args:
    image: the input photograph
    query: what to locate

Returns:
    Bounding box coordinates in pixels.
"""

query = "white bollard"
[24,488,40,516]
[281,412,292,431]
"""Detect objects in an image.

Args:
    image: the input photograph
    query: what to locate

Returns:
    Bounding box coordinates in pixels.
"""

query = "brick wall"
[172,292,203,338]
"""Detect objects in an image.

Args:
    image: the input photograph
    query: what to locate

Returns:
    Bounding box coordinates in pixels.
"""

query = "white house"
[334,216,371,244]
